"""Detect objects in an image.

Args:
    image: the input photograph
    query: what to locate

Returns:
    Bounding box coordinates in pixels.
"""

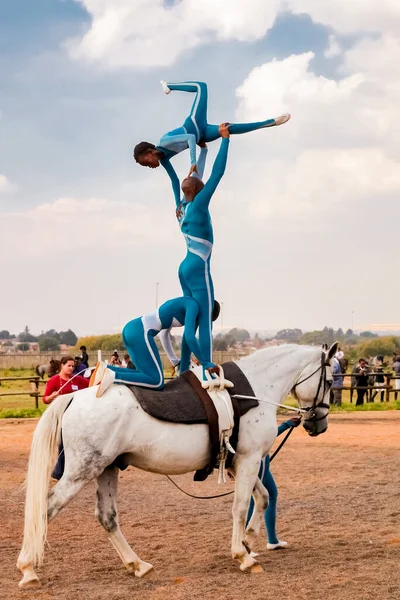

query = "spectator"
[335,347,344,360]
[73,355,87,377]
[330,355,344,406]
[370,355,385,403]
[43,355,89,404]
[353,358,369,406]
[43,356,89,480]
[123,353,135,370]
[110,350,122,366]
[393,354,400,400]
[80,345,89,368]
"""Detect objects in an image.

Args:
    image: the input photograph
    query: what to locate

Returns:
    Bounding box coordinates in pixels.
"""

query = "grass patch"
[0,407,44,419]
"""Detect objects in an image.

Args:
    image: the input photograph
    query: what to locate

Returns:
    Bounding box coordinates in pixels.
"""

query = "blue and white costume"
[166,138,229,376]
[158,80,280,182]
[107,296,212,390]
[246,420,297,547]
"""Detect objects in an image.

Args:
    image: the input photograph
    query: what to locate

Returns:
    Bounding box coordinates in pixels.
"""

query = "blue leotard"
[246,420,294,545]
[107,296,211,390]
[157,81,277,179]
[167,138,229,375]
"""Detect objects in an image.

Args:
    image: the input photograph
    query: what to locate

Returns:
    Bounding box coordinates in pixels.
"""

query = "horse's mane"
[236,343,322,369]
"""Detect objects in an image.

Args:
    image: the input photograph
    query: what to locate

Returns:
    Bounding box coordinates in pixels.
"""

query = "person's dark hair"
[80,345,86,351]
[359,357,366,363]
[376,355,384,362]
[74,355,81,361]
[61,355,75,365]
[212,300,221,322]
[124,354,130,360]
[133,141,156,162]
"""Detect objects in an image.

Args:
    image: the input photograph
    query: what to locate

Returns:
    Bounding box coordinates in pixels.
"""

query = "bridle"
[291,352,331,422]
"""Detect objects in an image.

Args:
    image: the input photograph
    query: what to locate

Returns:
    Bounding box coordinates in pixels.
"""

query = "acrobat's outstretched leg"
[204,115,290,142]
[161,80,209,140]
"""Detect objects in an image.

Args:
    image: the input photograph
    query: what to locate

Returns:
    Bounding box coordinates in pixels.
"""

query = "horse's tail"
[35,365,41,378]
[20,393,74,567]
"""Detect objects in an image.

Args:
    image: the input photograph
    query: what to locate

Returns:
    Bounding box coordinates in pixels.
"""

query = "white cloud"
[67,0,400,68]
[0,174,17,195]
[0,196,179,258]
[324,34,341,58]
[289,0,400,35]
[227,33,400,225]
[67,0,282,68]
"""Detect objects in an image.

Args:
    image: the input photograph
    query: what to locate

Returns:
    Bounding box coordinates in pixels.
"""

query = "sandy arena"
[0,413,399,600]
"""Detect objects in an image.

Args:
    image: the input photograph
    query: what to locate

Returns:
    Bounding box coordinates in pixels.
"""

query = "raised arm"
[160,157,181,207]
[194,145,208,180]
[158,328,180,367]
[194,126,230,210]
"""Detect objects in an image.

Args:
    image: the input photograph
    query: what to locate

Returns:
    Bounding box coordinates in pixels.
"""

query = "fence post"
[35,377,40,408]
[385,374,391,403]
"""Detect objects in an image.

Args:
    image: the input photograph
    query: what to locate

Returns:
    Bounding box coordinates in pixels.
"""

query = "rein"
[165,412,298,500]
[165,351,332,500]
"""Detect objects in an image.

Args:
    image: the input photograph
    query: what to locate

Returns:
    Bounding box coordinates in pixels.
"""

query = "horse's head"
[291,342,339,437]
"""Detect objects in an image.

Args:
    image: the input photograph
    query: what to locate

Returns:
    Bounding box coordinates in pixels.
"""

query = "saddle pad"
[127,361,259,425]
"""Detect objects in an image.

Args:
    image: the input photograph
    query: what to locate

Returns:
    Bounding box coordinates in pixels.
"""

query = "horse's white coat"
[17,343,336,588]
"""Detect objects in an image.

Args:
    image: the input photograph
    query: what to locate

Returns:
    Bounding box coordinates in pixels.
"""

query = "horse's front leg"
[245,477,269,552]
[95,466,153,578]
[231,455,264,573]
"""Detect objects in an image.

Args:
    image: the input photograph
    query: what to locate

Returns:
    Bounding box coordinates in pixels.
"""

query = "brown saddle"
[126,362,258,481]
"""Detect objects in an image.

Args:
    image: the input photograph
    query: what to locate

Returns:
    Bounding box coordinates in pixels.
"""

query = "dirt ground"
[1,413,399,600]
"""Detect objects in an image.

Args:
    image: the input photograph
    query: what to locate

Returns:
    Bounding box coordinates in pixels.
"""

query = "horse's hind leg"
[95,466,153,578]
[17,475,87,589]
[245,478,268,552]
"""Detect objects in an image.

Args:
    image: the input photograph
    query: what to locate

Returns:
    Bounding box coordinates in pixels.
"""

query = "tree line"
[0,326,78,351]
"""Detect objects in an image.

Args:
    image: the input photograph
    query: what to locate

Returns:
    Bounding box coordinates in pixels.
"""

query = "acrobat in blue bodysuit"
[107,296,211,390]
[165,135,229,376]
[246,418,301,548]
[133,80,290,187]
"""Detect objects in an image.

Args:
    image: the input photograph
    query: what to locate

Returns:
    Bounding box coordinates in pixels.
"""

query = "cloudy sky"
[1,0,399,337]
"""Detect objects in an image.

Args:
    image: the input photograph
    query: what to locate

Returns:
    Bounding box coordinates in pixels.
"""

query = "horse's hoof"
[239,553,258,572]
[134,561,154,578]
[249,564,264,574]
[18,574,40,589]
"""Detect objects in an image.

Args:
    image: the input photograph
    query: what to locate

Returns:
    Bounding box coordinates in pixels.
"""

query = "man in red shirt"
[43,355,89,404]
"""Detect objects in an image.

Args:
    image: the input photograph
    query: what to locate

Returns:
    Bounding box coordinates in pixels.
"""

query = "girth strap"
[181,370,220,481]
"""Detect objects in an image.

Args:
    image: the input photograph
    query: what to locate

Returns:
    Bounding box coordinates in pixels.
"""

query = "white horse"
[17,342,338,588]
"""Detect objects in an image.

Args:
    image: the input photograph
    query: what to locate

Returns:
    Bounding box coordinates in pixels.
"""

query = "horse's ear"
[327,341,339,361]
[321,343,328,351]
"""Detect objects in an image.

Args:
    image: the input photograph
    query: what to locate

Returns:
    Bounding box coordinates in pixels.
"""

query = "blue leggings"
[107,318,164,389]
[178,252,214,373]
[168,81,276,143]
[246,457,279,545]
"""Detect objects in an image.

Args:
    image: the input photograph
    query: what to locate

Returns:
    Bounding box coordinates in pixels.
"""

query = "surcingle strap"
[181,370,220,481]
